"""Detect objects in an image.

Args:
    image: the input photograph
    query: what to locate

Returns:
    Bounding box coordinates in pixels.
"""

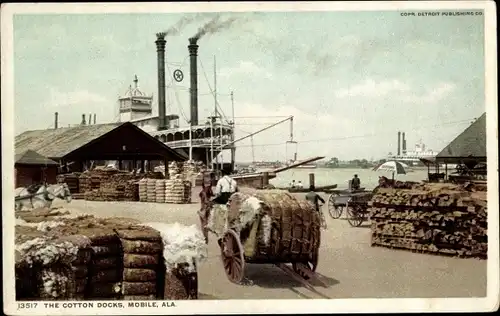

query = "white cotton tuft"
[41,270,69,298]
[260,214,272,245]
[16,237,79,267]
[238,196,263,231]
[36,221,65,232]
[141,222,208,273]
[15,218,38,227]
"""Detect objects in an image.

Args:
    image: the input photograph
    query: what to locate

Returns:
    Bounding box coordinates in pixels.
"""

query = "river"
[269,167,429,190]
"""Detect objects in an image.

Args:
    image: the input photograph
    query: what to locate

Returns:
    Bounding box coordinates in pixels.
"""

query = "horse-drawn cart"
[327,189,374,227]
[205,190,328,295]
[14,183,72,211]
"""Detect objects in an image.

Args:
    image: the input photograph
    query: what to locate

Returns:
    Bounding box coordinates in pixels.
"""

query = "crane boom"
[216,115,294,150]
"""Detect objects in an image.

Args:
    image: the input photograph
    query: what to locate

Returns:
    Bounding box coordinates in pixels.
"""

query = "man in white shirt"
[297,181,303,189]
[213,170,238,204]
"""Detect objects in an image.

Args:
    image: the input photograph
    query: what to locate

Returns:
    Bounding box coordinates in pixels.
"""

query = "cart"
[206,191,330,297]
[327,189,373,227]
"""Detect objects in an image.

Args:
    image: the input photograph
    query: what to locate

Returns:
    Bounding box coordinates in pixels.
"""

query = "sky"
[13,9,486,162]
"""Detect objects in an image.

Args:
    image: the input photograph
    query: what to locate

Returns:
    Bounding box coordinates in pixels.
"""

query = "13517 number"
[18,302,38,309]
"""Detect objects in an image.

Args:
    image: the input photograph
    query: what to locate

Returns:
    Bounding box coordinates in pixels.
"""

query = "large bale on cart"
[207,189,321,283]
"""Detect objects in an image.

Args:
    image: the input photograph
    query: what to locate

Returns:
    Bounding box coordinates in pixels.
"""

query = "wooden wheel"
[327,193,342,219]
[346,204,364,227]
[220,229,245,284]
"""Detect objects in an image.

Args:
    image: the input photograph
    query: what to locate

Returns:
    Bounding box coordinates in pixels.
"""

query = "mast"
[230,91,236,171]
[210,56,216,171]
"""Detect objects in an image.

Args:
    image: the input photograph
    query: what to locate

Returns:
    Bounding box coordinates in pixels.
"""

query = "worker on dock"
[198,181,214,244]
[351,174,361,190]
[213,169,238,205]
[290,180,296,188]
[297,181,304,189]
[305,185,325,213]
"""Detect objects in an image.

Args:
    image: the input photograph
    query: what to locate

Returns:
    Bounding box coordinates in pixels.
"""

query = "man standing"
[305,185,325,213]
[213,170,238,205]
[351,174,361,190]
[198,180,214,244]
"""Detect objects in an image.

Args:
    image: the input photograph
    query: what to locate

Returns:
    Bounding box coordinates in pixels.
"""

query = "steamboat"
[114,33,321,182]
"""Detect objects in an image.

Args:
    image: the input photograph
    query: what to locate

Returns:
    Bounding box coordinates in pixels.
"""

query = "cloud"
[334,79,455,105]
[402,82,456,104]
[334,79,411,99]
[45,88,109,108]
[219,61,273,79]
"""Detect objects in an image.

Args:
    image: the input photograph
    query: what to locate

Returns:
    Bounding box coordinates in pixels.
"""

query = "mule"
[15,183,72,211]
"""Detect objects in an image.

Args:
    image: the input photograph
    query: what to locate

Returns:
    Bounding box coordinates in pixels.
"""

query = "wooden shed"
[15,122,186,175]
[15,149,59,188]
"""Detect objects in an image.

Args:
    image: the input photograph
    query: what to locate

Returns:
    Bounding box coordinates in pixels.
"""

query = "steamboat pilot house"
[118,76,235,167]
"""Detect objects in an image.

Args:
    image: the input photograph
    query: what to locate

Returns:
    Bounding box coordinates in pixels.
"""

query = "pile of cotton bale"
[116,228,163,300]
[85,229,124,299]
[165,176,192,204]
[370,183,487,259]
[168,162,183,178]
[15,208,206,301]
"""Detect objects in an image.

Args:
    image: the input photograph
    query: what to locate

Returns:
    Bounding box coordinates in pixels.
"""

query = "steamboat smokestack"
[155,32,167,131]
[397,131,401,156]
[81,114,86,125]
[93,113,96,125]
[402,132,406,154]
[54,112,58,129]
[188,37,199,126]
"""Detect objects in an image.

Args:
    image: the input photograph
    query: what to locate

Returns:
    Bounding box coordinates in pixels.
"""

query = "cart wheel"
[346,204,364,227]
[220,229,245,284]
[327,193,342,219]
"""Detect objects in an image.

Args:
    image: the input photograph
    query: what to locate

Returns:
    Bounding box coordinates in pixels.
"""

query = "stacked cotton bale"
[15,209,206,301]
[56,173,81,194]
[155,180,166,203]
[77,173,90,199]
[15,234,79,300]
[168,162,182,178]
[165,176,192,204]
[138,178,148,202]
[117,228,163,300]
[370,184,487,259]
[85,229,124,299]
[207,190,321,264]
[62,235,93,300]
[146,179,157,203]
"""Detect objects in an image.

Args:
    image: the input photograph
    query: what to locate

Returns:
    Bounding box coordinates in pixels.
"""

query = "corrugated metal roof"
[15,149,59,166]
[15,123,122,159]
[437,113,486,158]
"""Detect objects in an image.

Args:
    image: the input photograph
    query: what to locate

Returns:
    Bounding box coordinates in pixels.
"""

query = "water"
[269,168,429,190]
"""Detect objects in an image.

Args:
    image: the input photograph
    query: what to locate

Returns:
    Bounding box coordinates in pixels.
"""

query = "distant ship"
[250,161,284,171]
[286,159,317,169]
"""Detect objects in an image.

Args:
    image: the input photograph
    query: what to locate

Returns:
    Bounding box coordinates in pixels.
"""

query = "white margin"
[2,1,498,315]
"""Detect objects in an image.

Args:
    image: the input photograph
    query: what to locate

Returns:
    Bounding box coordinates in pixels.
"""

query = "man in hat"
[212,169,238,205]
[351,174,361,190]
[305,185,325,213]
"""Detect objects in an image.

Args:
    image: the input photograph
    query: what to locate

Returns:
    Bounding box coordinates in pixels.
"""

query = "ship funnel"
[188,37,199,126]
[81,114,86,125]
[402,132,406,154]
[54,112,59,129]
[155,32,167,131]
[397,131,401,156]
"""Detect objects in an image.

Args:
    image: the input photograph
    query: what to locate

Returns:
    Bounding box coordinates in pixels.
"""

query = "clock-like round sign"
[173,69,184,82]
